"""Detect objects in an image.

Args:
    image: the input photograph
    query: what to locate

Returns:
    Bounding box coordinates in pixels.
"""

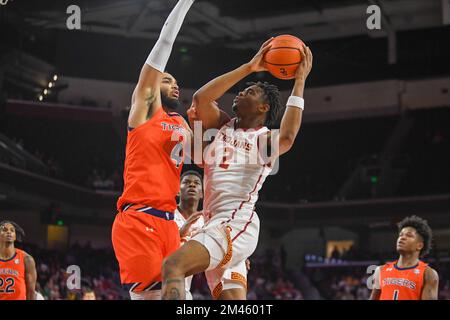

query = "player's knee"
[162,255,184,278]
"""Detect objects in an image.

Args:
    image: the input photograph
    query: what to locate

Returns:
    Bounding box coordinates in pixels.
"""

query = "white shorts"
[190,210,260,299]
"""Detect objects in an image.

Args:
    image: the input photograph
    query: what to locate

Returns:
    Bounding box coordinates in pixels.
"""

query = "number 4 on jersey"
[170,142,184,168]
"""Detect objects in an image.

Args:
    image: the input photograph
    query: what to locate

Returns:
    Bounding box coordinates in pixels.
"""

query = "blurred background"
[0,0,449,300]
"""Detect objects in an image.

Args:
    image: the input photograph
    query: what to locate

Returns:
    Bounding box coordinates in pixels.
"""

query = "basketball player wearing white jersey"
[174,171,205,300]
[161,40,313,300]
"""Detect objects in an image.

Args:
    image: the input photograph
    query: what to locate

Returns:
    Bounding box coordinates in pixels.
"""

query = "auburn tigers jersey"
[378,260,427,300]
[117,107,189,213]
[0,249,27,300]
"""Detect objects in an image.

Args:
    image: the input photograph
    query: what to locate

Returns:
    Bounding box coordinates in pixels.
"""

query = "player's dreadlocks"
[248,82,283,128]
[0,220,25,242]
[398,215,433,257]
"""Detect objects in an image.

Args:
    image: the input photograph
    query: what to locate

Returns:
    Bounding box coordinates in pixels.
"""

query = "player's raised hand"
[247,37,274,73]
[295,45,313,82]
[179,211,203,239]
[187,105,200,126]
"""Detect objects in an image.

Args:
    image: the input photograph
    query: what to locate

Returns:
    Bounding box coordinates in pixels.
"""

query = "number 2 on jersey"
[0,277,15,293]
[219,147,234,170]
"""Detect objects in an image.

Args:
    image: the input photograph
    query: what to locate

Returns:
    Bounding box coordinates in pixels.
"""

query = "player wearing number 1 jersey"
[0,221,37,300]
[161,41,313,300]
[111,0,195,300]
[370,215,439,300]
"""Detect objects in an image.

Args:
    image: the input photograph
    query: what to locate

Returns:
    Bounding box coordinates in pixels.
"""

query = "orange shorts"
[111,204,180,293]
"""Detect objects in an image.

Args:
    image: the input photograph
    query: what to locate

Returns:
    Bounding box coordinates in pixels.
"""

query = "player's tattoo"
[162,278,184,300]
[168,288,181,300]
[145,91,157,116]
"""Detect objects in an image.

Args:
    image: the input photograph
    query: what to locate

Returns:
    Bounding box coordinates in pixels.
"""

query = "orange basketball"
[264,35,304,80]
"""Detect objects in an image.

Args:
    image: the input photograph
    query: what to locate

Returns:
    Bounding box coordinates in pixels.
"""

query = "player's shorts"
[190,210,260,299]
[111,204,180,294]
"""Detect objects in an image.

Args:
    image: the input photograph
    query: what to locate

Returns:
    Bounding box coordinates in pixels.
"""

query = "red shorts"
[111,204,180,293]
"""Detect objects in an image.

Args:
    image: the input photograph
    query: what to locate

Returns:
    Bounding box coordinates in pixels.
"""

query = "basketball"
[264,35,304,80]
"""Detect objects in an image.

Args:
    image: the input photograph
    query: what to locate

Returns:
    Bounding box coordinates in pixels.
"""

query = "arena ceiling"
[9,0,445,49]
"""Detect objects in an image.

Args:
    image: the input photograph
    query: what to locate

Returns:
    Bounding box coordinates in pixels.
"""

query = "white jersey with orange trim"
[191,119,273,298]
[174,208,204,300]
[203,119,273,217]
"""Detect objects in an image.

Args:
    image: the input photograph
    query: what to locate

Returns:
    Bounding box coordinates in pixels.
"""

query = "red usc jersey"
[117,107,189,213]
[0,249,27,300]
[379,260,427,300]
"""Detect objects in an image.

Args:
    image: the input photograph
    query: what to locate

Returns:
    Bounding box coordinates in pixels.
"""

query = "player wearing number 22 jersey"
[0,221,37,300]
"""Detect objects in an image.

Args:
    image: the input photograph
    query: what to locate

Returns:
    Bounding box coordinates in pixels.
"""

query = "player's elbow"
[192,91,204,108]
[193,89,213,109]
[279,135,295,153]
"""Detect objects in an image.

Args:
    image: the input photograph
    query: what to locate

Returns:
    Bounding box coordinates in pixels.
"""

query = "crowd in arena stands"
[16,243,303,300]
[12,240,450,300]
[6,137,64,178]
[18,242,127,300]
[191,248,304,300]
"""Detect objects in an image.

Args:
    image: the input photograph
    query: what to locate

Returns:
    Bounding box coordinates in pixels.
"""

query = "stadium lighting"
[53,75,58,81]
[44,89,48,95]
[38,95,43,101]
[48,82,53,88]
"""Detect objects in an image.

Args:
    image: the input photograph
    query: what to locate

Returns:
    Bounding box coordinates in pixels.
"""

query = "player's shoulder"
[18,250,35,263]
[220,117,236,130]
[380,261,396,270]
[424,266,439,281]
[166,111,184,119]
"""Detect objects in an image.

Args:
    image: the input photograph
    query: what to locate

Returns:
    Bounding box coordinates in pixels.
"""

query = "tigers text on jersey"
[379,260,427,300]
[117,107,189,213]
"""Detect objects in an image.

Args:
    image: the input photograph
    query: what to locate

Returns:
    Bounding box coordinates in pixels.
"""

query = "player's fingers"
[260,43,272,55]
[262,37,274,48]
[307,46,313,65]
[300,45,307,64]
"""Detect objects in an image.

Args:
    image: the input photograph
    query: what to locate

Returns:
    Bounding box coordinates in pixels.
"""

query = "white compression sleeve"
[146,0,195,73]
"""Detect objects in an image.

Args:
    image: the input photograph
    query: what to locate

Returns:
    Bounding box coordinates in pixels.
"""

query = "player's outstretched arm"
[422,267,439,300]
[276,45,313,156]
[129,0,195,129]
[192,38,273,129]
[24,253,37,300]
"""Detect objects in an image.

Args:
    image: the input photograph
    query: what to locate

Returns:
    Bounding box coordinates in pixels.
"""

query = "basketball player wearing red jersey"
[161,41,313,300]
[111,0,196,300]
[0,221,37,300]
[370,215,439,300]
